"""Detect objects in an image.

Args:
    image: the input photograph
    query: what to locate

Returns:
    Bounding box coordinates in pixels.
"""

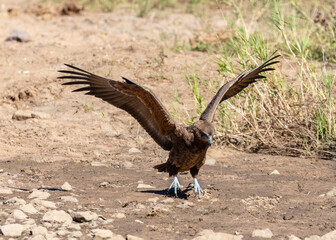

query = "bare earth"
[0,1,335,239]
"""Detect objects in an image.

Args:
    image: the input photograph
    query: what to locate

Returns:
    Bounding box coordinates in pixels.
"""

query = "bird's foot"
[168,175,181,196]
[193,178,204,199]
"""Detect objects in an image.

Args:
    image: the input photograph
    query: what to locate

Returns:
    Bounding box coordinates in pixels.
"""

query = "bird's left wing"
[59,64,178,150]
[200,52,280,122]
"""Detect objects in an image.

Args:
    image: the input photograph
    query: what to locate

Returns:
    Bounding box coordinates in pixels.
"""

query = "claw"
[193,178,204,199]
[168,175,181,196]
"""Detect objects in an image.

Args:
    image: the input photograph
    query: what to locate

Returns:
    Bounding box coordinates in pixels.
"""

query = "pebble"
[33,199,57,209]
[270,169,280,175]
[21,203,39,214]
[13,209,27,220]
[288,235,301,240]
[147,197,159,203]
[70,231,83,238]
[252,228,273,238]
[112,213,126,219]
[205,157,216,166]
[31,226,48,235]
[129,147,142,154]
[73,211,98,223]
[305,236,321,240]
[0,224,24,237]
[0,187,13,194]
[12,110,50,121]
[42,210,72,225]
[28,190,50,200]
[193,229,243,240]
[91,162,108,167]
[61,182,72,191]
[326,187,336,197]
[5,29,32,42]
[4,197,26,206]
[176,201,194,209]
[137,183,155,189]
[67,223,81,230]
[135,219,144,224]
[161,198,174,204]
[127,235,146,240]
[60,196,78,203]
[91,229,124,239]
[122,161,134,169]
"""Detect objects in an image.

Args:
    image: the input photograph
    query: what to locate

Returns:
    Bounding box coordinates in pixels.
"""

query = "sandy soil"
[0,1,335,239]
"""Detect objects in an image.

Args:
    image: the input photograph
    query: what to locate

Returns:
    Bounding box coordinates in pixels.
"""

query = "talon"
[168,175,181,196]
[193,178,203,199]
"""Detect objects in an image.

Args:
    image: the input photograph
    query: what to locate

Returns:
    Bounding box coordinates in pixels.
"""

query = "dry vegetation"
[43,0,336,158]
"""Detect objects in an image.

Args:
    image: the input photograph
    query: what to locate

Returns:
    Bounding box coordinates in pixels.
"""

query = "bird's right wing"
[200,52,280,122]
[59,64,178,150]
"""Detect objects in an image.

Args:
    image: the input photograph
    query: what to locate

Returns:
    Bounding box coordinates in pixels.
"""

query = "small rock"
[70,231,83,238]
[270,169,280,175]
[57,229,69,236]
[42,210,72,225]
[60,196,78,203]
[67,223,81,230]
[0,224,23,237]
[112,213,126,219]
[205,157,216,166]
[91,161,108,167]
[252,228,273,238]
[161,198,174,204]
[176,201,194,209]
[122,161,134,169]
[73,211,98,223]
[12,110,50,121]
[326,187,336,197]
[322,230,336,240]
[147,197,159,203]
[127,234,146,240]
[137,183,155,189]
[4,197,26,206]
[193,229,243,240]
[129,147,141,154]
[21,203,38,214]
[91,229,124,240]
[6,29,31,42]
[288,235,301,240]
[148,204,169,216]
[61,182,72,191]
[31,226,48,235]
[13,209,27,220]
[135,219,144,224]
[32,199,57,209]
[28,190,50,200]
[305,236,321,240]
[0,187,13,194]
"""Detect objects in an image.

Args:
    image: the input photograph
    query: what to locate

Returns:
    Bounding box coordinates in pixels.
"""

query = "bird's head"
[194,120,215,146]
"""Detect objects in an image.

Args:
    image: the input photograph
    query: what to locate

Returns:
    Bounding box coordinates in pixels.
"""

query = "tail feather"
[153,163,167,172]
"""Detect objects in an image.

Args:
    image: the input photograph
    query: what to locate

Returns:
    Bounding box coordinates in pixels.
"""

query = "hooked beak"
[202,135,213,145]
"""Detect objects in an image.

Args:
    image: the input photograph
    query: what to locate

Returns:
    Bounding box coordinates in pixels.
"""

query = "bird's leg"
[193,177,203,199]
[168,175,181,196]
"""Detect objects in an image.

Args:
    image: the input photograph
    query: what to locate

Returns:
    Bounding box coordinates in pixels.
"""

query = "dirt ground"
[0,1,335,239]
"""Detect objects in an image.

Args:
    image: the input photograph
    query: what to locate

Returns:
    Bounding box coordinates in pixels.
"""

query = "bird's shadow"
[139,185,193,200]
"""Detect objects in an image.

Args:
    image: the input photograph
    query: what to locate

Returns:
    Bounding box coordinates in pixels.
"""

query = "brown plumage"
[59,52,280,198]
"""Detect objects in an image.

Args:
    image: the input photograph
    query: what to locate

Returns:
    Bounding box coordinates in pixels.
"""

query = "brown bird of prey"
[59,52,280,199]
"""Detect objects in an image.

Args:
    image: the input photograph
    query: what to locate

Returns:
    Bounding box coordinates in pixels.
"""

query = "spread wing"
[200,52,280,122]
[59,64,178,150]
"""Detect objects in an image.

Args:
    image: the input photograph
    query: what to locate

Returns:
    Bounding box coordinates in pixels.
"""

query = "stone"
[322,230,336,240]
[0,224,23,237]
[73,211,99,223]
[12,110,50,121]
[288,235,301,240]
[147,197,159,203]
[122,161,134,169]
[61,182,72,191]
[60,196,78,203]
[91,229,124,240]
[21,204,39,214]
[57,229,69,236]
[326,187,336,197]
[161,198,174,204]
[6,29,32,42]
[205,157,216,166]
[13,209,27,220]
[135,219,144,224]
[112,213,126,219]
[0,187,13,194]
[33,199,57,209]
[127,235,146,240]
[28,190,50,200]
[270,169,280,175]
[137,184,155,189]
[67,223,81,230]
[31,226,48,235]
[252,228,273,238]
[90,161,108,167]
[31,235,46,240]
[129,147,142,154]
[42,210,72,225]
[305,236,321,240]
[4,197,26,206]
[70,231,83,238]
[193,229,243,240]
[176,201,194,209]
